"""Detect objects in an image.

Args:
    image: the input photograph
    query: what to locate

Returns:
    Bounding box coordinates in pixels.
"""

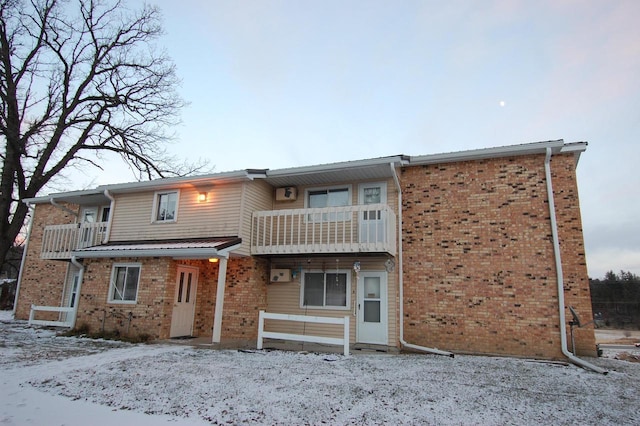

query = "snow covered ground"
[1,310,639,425]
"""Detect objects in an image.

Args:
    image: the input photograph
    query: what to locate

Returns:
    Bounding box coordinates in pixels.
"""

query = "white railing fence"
[252,204,396,255]
[28,304,75,328]
[41,221,107,259]
[257,311,350,356]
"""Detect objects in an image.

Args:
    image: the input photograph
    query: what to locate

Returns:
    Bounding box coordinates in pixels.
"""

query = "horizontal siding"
[237,180,274,257]
[109,183,244,242]
[270,178,398,211]
[265,257,397,345]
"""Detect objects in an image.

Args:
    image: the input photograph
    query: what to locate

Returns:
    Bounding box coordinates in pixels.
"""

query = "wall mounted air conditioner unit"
[270,269,291,283]
[275,186,297,201]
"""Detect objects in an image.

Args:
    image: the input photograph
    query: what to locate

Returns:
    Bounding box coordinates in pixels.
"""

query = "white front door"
[357,271,388,344]
[170,266,199,338]
[358,182,387,244]
[79,206,98,247]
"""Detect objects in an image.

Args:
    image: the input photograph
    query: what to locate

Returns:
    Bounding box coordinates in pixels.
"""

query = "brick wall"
[73,256,269,342]
[15,203,78,320]
[76,257,173,340]
[400,153,596,358]
[219,257,269,342]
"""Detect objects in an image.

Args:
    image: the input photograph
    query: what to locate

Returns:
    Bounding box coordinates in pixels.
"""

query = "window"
[306,186,351,221]
[302,271,350,309]
[108,264,141,303]
[153,191,179,222]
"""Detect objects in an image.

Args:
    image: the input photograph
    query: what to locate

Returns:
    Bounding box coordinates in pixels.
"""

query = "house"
[13,139,598,361]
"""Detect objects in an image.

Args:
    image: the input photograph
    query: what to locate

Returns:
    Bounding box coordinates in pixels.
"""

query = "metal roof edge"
[72,243,242,259]
[23,189,105,205]
[96,169,265,193]
[265,155,410,178]
[408,140,566,166]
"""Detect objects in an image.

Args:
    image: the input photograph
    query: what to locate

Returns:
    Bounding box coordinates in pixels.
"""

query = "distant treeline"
[590,270,640,329]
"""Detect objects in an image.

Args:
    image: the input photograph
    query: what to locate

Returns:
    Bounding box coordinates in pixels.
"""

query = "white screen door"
[358,182,387,244]
[357,271,388,344]
[170,266,199,338]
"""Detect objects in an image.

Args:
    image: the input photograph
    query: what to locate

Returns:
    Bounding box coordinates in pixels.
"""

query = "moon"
[499,101,506,107]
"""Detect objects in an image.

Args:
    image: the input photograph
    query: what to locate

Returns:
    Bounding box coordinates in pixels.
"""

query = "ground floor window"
[302,271,350,309]
[108,263,141,303]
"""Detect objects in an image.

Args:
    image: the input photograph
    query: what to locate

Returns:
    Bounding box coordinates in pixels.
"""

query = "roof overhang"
[263,155,410,187]
[409,140,570,166]
[71,237,242,259]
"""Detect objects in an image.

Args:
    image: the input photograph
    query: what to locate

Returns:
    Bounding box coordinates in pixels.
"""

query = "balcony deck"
[40,222,108,260]
[251,204,396,256]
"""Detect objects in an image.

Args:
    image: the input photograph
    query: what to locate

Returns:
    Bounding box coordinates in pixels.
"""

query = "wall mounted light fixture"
[198,192,207,202]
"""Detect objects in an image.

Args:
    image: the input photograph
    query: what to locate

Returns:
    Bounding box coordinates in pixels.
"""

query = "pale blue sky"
[82,0,640,278]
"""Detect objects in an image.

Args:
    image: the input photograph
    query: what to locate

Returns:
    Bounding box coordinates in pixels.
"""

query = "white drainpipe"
[544,148,606,374]
[69,256,85,329]
[103,190,115,244]
[390,162,454,357]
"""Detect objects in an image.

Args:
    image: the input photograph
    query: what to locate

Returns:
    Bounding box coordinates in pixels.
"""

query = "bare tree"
[0,0,198,267]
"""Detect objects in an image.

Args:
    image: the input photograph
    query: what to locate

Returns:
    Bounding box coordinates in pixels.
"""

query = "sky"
[72,0,639,279]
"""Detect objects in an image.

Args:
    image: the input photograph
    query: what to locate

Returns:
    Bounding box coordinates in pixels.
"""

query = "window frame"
[152,190,180,223]
[304,185,352,222]
[300,269,351,310]
[108,263,141,304]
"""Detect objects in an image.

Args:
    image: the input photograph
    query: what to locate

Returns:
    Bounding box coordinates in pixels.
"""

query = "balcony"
[251,204,396,256]
[40,222,108,260]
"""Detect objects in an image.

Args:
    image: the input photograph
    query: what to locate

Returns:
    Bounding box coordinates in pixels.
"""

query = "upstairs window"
[153,191,179,222]
[306,186,351,221]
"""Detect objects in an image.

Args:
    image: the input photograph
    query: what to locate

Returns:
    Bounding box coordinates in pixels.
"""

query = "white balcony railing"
[41,222,108,259]
[251,204,396,255]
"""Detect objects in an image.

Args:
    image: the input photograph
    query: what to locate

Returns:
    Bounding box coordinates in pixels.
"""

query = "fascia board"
[97,170,263,194]
[266,155,409,178]
[23,189,105,205]
[409,140,566,166]
[72,244,242,259]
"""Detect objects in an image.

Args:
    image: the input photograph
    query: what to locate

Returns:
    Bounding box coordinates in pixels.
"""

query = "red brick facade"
[14,144,596,359]
[71,256,269,341]
[400,153,596,358]
[15,203,77,320]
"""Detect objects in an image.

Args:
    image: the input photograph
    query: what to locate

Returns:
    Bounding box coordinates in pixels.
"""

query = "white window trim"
[108,263,141,304]
[358,182,387,205]
[151,189,180,223]
[304,185,352,223]
[300,269,351,311]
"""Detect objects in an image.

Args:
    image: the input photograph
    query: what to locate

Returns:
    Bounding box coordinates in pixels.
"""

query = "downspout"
[390,162,454,357]
[69,256,85,329]
[13,202,35,316]
[103,190,115,243]
[544,148,606,374]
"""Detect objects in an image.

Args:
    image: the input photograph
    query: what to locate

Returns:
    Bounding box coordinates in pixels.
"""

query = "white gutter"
[103,190,115,244]
[544,148,607,374]
[69,256,85,329]
[390,162,454,358]
[13,203,35,316]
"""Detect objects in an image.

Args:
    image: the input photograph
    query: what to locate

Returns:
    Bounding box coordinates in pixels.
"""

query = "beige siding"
[109,183,244,242]
[265,256,397,346]
[269,178,398,212]
[237,180,274,257]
